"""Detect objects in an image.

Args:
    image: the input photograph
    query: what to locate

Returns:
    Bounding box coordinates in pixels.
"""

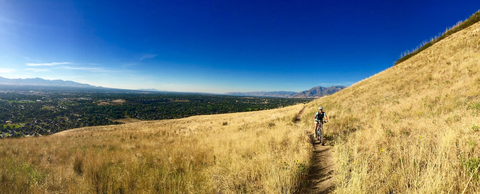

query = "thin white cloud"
[60,66,103,71]
[26,62,71,66]
[59,65,131,74]
[25,68,49,72]
[0,68,15,73]
[140,54,157,60]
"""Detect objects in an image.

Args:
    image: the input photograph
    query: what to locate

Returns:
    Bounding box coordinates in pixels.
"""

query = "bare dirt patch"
[304,139,335,194]
[113,118,143,124]
[111,99,126,104]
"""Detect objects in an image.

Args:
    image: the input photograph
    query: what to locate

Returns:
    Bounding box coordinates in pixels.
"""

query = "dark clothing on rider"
[315,111,326,122]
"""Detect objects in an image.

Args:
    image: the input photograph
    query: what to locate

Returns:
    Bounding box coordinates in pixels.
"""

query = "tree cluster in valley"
[0,89,311,138]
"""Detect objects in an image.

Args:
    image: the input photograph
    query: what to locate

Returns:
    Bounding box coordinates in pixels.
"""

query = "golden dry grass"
[2,17,479,194]
[299,21,480,193]
[0,104,312,193]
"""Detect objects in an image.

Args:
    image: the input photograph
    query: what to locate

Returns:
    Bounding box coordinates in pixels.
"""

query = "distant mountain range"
[0,76,346,97]
[291,86,346,98]
[226,91,298,98]
[0,76,97,88]
[226,86,346,98]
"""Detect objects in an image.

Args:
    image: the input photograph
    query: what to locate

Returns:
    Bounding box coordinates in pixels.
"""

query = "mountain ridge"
[226,91,297,98]
[226,85,346,98]
[0,76,98,88]
[291,86,346,98]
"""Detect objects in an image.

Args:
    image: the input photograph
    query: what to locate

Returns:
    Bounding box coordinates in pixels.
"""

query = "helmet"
[318,106,323,110]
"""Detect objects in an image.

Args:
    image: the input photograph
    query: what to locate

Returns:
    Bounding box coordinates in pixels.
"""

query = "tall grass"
[2,12,479,194]
[300,20,480,193]
[0,104,312,193]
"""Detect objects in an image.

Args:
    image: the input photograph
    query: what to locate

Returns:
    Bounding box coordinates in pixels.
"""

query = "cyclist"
[313,106,329,137]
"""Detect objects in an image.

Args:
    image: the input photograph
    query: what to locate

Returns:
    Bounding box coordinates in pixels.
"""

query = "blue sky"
[0,0,479,93]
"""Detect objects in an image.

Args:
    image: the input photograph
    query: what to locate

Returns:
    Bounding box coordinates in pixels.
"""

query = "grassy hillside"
[300,19,480,193]
[0,104,312,193]
[1,12,479,194]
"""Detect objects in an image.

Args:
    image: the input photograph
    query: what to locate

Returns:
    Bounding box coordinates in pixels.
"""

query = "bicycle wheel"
[318,127,323,145]
[316,125,321,142]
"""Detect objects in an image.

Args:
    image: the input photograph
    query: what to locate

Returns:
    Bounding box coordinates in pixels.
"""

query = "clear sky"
[1,0,479,93]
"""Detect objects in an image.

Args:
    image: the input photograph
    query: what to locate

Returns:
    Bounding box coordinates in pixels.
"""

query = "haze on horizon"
[1,0,479,93]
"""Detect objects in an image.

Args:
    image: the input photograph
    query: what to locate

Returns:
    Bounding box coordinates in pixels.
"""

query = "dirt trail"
[305,140,335,193]
[295,107,335,194]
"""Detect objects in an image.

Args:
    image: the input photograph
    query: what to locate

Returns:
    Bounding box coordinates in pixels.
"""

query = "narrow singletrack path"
[295,107,335,194]
[305,140,335,193]
[294,106,305,123]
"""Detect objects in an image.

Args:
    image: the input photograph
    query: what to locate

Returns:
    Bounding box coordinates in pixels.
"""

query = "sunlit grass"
[0,104,312,193]
[2,12,479,194]
[299,20,480,193]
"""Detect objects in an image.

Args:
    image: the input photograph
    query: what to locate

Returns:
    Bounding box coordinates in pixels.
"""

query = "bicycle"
[314,119,327,145]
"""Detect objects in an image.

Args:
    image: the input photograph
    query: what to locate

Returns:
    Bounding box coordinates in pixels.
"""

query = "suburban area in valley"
[0,84,316,138]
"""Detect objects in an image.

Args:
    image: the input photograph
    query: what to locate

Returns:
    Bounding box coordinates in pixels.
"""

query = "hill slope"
[1,13,479,194]
[0,104,312,193]
[299,19,480,193]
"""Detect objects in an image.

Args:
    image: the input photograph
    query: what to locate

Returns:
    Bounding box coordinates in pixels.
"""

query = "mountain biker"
[313,106,329,136]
